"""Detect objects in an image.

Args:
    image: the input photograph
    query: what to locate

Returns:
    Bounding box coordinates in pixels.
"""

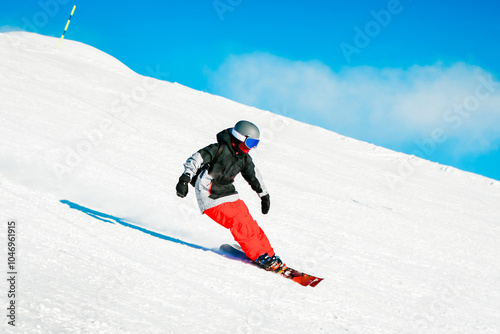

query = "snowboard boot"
[255,253,287,272]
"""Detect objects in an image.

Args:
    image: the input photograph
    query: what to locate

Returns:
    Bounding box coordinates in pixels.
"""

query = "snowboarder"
[176,120,286,272]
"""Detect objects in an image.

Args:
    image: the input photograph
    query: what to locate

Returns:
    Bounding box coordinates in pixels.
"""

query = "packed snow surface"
[1,32,500,333]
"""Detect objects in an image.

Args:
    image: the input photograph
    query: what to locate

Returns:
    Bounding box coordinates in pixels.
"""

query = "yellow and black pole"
[58,5,76,47]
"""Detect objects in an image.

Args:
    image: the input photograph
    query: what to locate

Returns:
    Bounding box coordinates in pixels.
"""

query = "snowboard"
[219,244,323,287]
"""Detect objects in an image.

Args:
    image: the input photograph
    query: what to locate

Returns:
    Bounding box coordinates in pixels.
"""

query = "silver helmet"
[231,120,260,149]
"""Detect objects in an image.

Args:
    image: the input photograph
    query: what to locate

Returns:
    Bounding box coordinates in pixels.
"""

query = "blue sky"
[2,0,500,181]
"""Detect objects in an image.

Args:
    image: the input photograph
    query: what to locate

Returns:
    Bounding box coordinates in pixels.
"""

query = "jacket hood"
[216,128,236,153]
[216,128,232,144]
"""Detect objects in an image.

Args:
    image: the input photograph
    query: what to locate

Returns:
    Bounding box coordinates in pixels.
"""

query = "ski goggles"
[231,128,260,149]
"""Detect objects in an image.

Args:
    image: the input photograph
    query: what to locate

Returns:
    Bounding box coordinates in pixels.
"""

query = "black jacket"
[183,128,268,212]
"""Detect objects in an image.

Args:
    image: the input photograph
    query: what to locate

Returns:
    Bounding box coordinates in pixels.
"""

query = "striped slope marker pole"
[58,5,76,47]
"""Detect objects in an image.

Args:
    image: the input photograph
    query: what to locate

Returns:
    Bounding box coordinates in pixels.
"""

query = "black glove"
[261,194,270,214]
[176,173,191,198]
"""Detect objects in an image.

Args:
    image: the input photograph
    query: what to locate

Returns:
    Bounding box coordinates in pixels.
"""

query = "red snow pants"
[204,199,274,261]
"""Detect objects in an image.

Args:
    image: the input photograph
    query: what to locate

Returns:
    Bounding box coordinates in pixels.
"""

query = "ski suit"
[182,128,274,260]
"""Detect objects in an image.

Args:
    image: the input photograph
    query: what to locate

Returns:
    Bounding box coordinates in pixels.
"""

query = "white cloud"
[208,52,500,158]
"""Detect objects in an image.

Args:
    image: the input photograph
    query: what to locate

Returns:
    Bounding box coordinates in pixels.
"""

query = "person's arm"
[241,157,270,214]
[176,144,219,198]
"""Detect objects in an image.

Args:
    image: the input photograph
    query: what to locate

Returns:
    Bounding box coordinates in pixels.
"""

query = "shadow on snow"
[60,199,225,255]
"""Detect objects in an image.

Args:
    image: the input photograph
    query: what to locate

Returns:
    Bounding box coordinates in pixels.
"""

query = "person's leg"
[204,199,274,261]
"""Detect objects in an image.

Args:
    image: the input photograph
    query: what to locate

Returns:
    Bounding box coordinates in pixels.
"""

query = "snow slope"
[1,32,500,333]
